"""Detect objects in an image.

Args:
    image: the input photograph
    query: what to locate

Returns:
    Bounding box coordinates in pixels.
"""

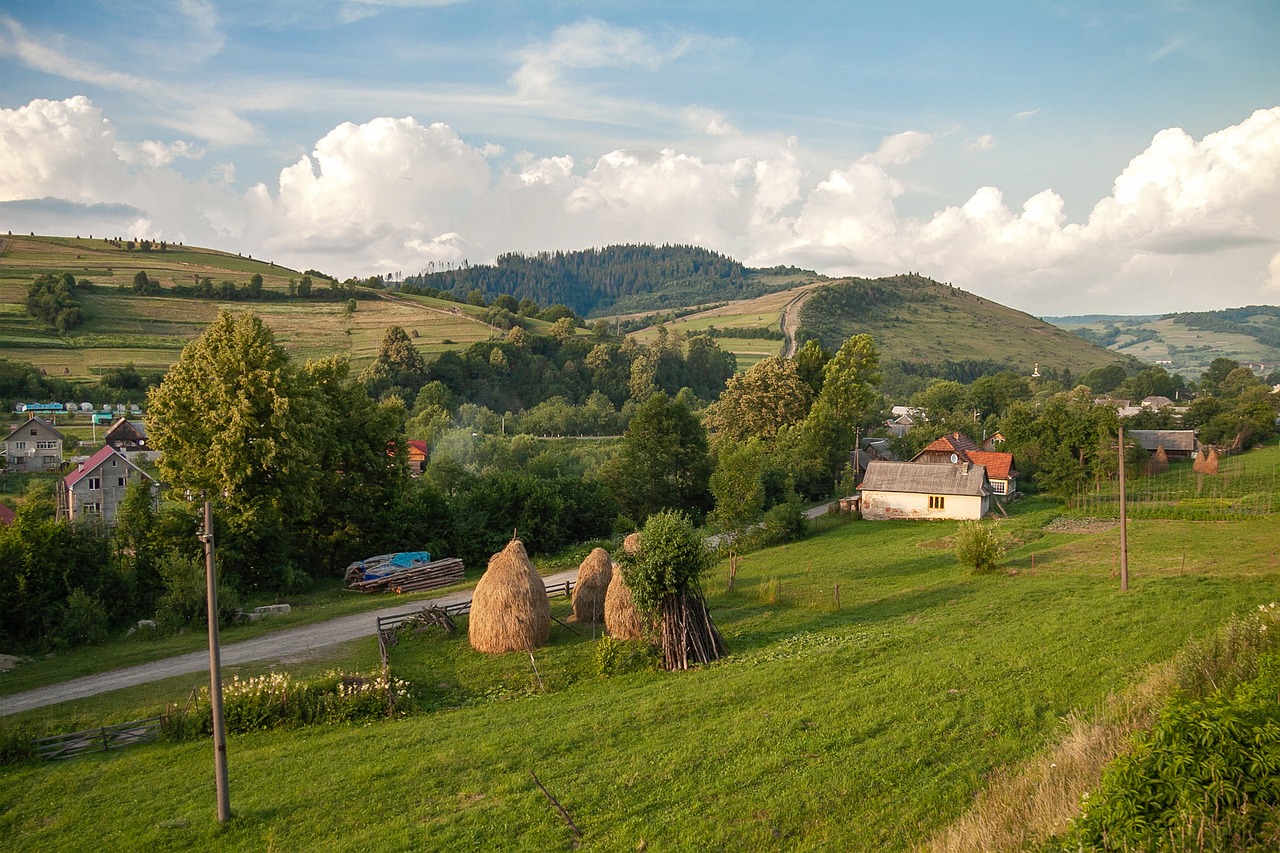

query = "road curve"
[0,569,578,716]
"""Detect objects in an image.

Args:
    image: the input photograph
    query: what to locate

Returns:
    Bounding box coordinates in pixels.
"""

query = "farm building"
[859,460,992,520]
[1127,429,1200,460]
[406,440,429,475]
[103,418,148,452]
[58,445,157,524]
[3,415,64,472]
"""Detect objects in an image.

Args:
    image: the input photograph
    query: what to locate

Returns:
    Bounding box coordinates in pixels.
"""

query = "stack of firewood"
[346,558,465,594]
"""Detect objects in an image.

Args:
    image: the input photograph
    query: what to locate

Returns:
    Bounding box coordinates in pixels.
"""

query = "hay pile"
[622,532,641,554]
[468,539,550,653]
[1193,446,1220,475]
[605,563,644,640]
[1148,445,1169,476]
[571,548,612,623]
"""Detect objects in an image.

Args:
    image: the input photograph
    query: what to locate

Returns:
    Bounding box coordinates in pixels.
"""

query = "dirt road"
[0,569,577,716]
[779,288,816,358]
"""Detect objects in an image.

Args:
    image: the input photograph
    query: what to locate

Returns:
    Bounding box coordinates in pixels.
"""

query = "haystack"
[1148,445,1169,476]
[468,539,550,653]
[622,532,641,555]
[571,548,612,623]
[1194,446,1220,475]
[604,563,645,640]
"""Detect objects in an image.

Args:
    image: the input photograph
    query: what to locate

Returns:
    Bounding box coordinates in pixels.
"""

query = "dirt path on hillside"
[0,569,577,716]
[780,288,816,358]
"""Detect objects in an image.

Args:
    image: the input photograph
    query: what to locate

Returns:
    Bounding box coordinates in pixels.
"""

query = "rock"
[253,604,291,617]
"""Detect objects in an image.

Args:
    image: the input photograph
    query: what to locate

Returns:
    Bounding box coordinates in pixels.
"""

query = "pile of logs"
[347,557,465,594]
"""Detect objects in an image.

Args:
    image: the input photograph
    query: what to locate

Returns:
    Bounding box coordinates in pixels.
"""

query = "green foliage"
[953,520,1007,573]
[705,356,812,442]
[155,551,241,631]
[1059,642,1280,850]
[25,271,85,331]
[165,670,410,739]
[594,636,657,677]
[53,588,110,649]
[619,509,714,613]
[603,392,712,523]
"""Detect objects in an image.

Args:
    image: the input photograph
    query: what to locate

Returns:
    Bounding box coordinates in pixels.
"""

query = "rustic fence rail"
[375,578,576,635]
[32,716,163,761]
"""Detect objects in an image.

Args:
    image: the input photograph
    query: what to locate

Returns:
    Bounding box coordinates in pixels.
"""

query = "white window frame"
[87,477,101,490]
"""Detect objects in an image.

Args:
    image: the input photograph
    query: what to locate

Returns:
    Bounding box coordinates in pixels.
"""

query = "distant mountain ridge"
[403,244,814,317]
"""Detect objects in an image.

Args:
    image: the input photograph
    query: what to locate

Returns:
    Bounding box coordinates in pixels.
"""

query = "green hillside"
[0,234,504,384]
[1048,307,1280,379]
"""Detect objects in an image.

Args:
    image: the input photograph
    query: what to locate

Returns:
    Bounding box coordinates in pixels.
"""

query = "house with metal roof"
[859,460,992,520]
[909,432,1020,497]
[58,445,157,524]
[2,415,64,472]
[103,417,148,452]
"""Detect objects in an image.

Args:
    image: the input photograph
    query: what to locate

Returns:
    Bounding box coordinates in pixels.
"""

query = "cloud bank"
[1,96,1278,315]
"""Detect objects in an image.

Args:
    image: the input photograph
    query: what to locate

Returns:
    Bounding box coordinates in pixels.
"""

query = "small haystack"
[604,563,645,640]
[1148,445,1169,476]
[571,548,612,623]
[1194,446,1220,475]
[468,539,551,653]
[622,532,641,554]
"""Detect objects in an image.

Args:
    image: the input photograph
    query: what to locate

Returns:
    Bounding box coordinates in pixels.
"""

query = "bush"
[165,670,411,738]
[594,637,656,677]
[741,494,809,550]
[54,588,110,648]
[954,520,1007,573]
[155,551,240,631]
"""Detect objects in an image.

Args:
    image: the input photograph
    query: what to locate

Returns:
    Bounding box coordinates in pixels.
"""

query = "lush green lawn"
[3,495,1278,850]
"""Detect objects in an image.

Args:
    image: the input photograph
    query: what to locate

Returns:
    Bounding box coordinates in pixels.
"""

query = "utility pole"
[200,500,231,822]
[1117,427,1129,592]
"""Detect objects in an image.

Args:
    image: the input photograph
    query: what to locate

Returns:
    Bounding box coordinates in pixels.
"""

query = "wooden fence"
[32,716,162,761]
[374,578,576,635]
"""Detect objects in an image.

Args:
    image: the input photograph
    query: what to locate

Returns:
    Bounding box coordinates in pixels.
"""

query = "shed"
[859,460,992,520]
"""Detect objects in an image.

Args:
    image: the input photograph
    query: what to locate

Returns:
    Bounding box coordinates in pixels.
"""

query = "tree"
[817,334,881,432]
[361,325,426,398]
[618,510,724,669]
[954,521,1007,573]
[246,273,264,298]
[792,339,831,396]
[704,356,812,443]
[708,439,766,591]
[146,309,320,588]
[604,392,711,523]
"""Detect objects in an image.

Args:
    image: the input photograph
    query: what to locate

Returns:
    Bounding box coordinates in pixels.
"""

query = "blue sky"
[1,1,1278,314]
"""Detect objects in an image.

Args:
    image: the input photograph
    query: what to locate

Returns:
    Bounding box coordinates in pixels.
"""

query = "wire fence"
[1068,457,1279,521]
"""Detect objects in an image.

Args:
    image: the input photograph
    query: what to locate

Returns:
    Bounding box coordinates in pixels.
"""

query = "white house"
[859,460,992,520]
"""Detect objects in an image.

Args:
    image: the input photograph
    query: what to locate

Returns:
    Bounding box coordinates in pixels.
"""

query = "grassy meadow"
[0,236,504,379]
[3,465,1280,850]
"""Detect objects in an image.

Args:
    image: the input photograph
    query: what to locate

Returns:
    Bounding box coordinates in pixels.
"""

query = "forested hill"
[402,244,812,317]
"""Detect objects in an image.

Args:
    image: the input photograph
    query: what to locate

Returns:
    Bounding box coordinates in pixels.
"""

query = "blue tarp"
[359,551,431,581]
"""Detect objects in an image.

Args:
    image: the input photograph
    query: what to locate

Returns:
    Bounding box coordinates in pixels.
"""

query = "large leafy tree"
[704,356,812,443]
[361,325,427,399]
[147,309,320,588]
[604,391,712,522]
[708,438,766,591]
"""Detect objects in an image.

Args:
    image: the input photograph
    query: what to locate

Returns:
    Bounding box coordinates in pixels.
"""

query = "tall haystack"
[1148,445,1169,476]
[604,563,645,640]
[1194,446,1220,475]
[571,548,612,623]
[468,539,550,653]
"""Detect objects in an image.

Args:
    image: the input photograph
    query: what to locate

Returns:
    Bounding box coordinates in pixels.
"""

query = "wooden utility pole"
[200,500,231,823]
[1118,427,1129,592]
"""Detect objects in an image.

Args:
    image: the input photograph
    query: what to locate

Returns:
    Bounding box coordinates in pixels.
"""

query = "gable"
[860,460,991,497]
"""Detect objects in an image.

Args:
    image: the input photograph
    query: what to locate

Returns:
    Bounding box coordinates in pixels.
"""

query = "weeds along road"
[0,569,578,716]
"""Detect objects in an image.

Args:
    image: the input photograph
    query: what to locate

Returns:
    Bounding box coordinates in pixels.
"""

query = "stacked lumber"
[347,558,465,594]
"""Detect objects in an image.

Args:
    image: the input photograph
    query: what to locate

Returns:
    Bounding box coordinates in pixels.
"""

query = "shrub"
[165,670,411,738]
[954,520,1007,573]
[155,551,240,631]
[54,588,110,649]
[594,637,656,677]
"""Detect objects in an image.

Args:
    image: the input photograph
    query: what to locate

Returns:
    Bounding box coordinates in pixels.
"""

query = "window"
[991,481,1007,494]
[14,441,26,450]
[36,440,56,449]
[928,495,945,510]
[117,477,126,487]
[82,502,101,514]
[87,477,101,490]
[29,429,37,436]
[42,456,57,464]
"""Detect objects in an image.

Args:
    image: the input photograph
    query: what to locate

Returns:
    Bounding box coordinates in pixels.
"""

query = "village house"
[103,417,149,452]
[910,432,1020,498]
[859,460,993,520]
[2,415,64,472]
[58,445,157,524]
[406,439,429,475]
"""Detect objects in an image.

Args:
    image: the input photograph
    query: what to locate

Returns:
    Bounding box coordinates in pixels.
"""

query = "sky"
[1,1,1278,316]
